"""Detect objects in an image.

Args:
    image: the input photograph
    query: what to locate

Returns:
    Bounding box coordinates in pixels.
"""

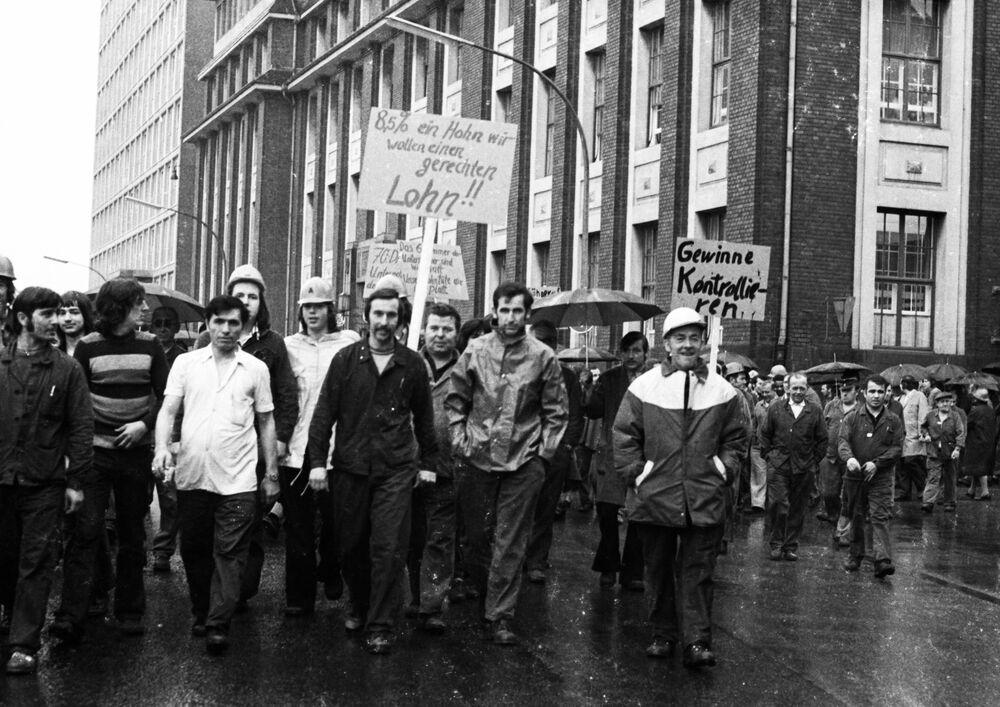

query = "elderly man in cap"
[920,389,965,514]
[614,306,746,667]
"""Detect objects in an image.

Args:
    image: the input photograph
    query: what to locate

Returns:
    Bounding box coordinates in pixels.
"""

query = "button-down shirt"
[165,347,273,495]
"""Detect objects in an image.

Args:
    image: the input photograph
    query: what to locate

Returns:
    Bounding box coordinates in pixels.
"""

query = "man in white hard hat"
[613,306,746,668]
[0,255,16,346]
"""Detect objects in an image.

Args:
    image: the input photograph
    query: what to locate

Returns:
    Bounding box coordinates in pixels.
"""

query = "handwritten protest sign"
[671,239,771,321]
[358,109,518,226]
[363,240,469,301]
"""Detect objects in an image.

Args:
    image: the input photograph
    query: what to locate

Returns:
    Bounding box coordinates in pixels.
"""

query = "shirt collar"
[660,357,709,382]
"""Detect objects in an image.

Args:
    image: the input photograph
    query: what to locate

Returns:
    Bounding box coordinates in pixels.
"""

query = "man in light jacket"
[613,307,747,668]
[896,375,929,501]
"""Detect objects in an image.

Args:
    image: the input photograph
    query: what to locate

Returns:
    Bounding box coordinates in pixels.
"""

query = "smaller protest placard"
[363,240,469,302]
[671,239,771,321]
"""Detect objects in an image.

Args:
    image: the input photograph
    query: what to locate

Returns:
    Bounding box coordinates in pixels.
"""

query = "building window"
[497,0,513,30]
[639,224,657,301]
[496,88,512,123]
[379,46,394,108]
[351,65,364,131]
[413,36,429,101]
[542,77,556,177]
[710,1,731,127]
[587,233,600,288]
[644,27,663,146]
[447,6,464,84]
[591,52,605,162]
[701,208,725,240]
[881,0,941,125]
[534,242,550,285]
[874,210,935,348]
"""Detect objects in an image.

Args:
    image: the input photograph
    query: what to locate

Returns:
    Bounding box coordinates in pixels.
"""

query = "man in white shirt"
[153,295,279,655]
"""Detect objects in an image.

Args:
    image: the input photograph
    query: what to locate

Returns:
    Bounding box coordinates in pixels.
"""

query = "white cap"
[373,274,408,298]
[662,306,707,337]
[769,364,788,380]
[298,277,334,305]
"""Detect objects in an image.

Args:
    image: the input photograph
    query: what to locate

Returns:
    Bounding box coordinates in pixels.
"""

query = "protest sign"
[363,240,469,301]
[671,239,771,321]
[358,109,518,226]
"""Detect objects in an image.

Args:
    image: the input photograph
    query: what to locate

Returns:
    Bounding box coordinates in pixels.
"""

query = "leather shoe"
[921,503,933,514]
[683,642,717,668]
[874,559,896,578]
[527,569,546,584]
[5,651,37,675]
[843,556,861,572]
[599,572,615,588]
[769,548,783,561]
[205,629,229,655]
[344,613,364,633]
[418,615,446,634]
[645,637,675,659]
[364,632,393,655]
[782,550,798,562]
[191,619,207,638]
[492,619,518,646]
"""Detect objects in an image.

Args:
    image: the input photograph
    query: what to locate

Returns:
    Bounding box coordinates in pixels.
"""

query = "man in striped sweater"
[52,278,168,642]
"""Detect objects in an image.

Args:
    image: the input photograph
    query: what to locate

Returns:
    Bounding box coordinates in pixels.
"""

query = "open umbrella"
[531,288,664,327]
[86,282,205,323]
[948,371,1000,392]
[804,361,870,384]
[557,346,617,364]
[981,362,1000,376]
[879,363,928,386]
[925,362,966,382]
[717,351,758,371]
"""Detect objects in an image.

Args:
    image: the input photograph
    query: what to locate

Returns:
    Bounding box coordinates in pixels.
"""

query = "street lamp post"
[43,255,107,283]
[124,195,228,272]
[384,15,591,290]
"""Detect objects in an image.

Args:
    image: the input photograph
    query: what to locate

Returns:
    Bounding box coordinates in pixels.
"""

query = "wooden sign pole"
[407,218,438,350]
[708,314,722,374]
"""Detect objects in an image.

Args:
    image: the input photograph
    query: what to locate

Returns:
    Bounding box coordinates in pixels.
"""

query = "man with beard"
[759,372,827,561]
[307,286,437,655]
[585,331,649,589]
[613,307,746,667]
[153,295,279,654]
[446,282,567,646]
[0,287,91,674]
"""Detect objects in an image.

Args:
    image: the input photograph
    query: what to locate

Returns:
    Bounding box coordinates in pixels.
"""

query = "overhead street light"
[384,15,592,289]
[43,255,107,283]
[124,195,228,272]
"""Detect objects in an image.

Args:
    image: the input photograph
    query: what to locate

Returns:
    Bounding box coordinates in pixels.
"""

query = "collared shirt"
[165,347,273,495]
[789,400,805,419]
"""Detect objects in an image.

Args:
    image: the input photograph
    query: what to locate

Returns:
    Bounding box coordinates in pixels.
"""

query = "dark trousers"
[58,446,152,626]
[766,465,814,552]
[820,457,845,519]
[843,471,893,563]
[459,458,545,622]
[239,460,267,603]
[152,475,179,558]
[177,490,256,630]
[407,477,457,616]
[592,501,644,584]
[279,465,336,611]
[636,522,724,647]
[924,458,955,506]
[0,484,63,654]
[897,455,926,499]
[526,447,572,572]
[333,466,414,634]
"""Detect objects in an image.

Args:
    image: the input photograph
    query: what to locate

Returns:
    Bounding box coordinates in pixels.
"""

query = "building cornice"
[182,71,291,143]
[198,11,297,82]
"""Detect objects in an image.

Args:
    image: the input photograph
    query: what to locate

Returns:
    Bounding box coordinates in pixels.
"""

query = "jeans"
[766,466,814,552]
[592,501,644,583]
[333,466,415,634]
[459,458,545,622]
[177,490,256,630]
[407,476,457,616]
[525,446,572,572]
[0,484,64,654]
[636,522,724,647]
[58,446,152,627]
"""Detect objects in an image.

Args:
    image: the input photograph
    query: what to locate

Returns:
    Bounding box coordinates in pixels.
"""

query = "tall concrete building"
[184,0,1000,370]
[89,0,214,291]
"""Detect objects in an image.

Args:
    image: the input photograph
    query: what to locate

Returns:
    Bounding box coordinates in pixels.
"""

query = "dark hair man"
[307,286,437,655]
[838,374,903,577]
[52,278,167,643]
[0,287,92,674]
[818,379,858,543]
[57,290,95,356]
[613,307,746,667]
[584,331,649,590]
[153,295,279,654]
[525,319,583,585]
[280,277,359,614]
[759,371,827,562]
[405,301,462,633]
[151,305,186,368]
[195,265,298,611]
[445,281,567,646]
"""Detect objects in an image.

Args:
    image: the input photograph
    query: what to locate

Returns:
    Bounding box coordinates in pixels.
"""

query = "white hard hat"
[769,364,788,380]
[0,255,15,280]
[374,274,408,298]
[228,264,266,292]
[298,277,334,305]
[662,306,706,337]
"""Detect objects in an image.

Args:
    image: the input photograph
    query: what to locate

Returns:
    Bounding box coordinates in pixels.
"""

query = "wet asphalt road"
[2,495,1000,706]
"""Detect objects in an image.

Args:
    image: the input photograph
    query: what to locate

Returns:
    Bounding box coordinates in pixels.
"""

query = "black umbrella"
[86,282,205,323]
[804,361,870,383]
[531,288,664,327]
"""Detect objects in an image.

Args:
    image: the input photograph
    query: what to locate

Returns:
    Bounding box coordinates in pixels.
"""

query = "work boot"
[645,636,675,659]
[874,559,896,578]
[491,619,518,646]
[205,628,229,655]
[682,642,717,668]
[842,556,861,572]
[527,569,546,584]
[152,555,172,573]
[5,651,37,675]
[363,631,393,655]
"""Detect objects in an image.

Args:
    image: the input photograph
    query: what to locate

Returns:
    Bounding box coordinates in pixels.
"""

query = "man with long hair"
[57,291,95,356]
[52,278,167,642]
[0,287,92,674]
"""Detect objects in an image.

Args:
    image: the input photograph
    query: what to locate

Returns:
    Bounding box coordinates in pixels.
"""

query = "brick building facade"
[180,0,1000,369]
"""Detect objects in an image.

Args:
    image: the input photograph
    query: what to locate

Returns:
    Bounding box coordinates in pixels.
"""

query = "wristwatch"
[265,472,279,482]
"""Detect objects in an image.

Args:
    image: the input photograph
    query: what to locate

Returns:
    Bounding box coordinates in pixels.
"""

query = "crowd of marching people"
[0,252,996,676]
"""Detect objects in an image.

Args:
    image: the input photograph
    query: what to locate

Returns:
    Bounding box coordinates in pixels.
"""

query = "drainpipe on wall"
[776,0,798,363]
